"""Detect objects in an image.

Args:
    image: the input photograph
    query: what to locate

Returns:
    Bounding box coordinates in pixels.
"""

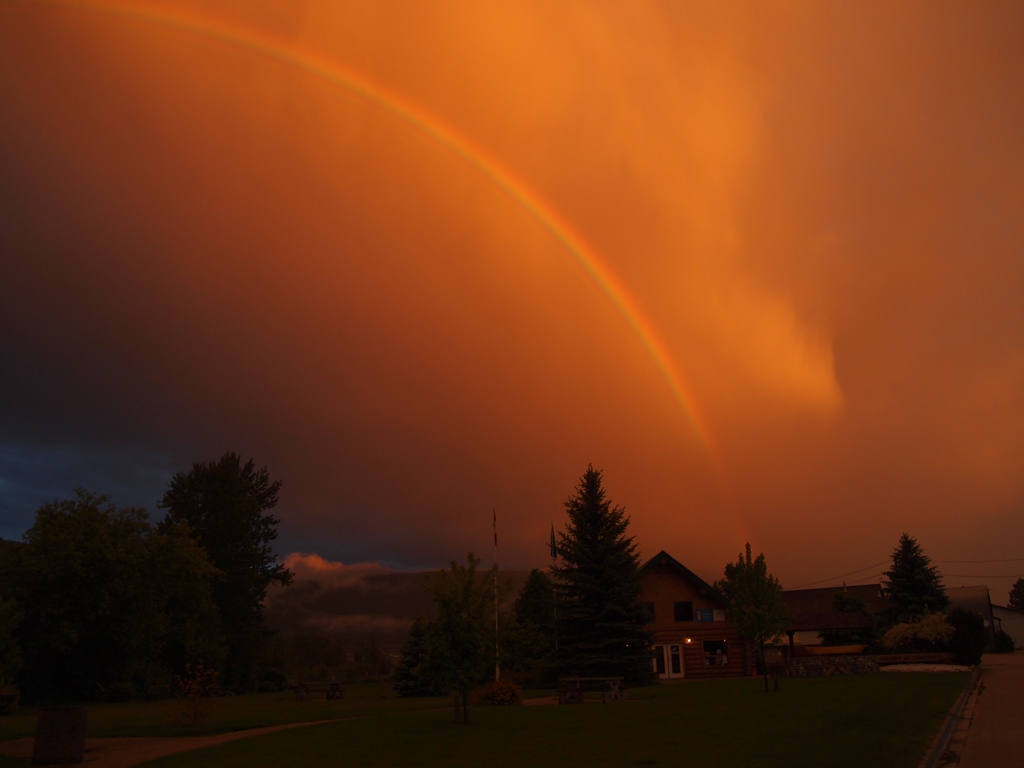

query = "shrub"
[947,608,987,666]
[471,680,522,706]
[994,629,1015,654]
[166,661,219,734]
[258,669,288,693]
[882,613,953,652]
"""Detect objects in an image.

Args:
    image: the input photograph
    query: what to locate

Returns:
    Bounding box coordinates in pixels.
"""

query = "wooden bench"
[557,676,624,704]
[290,682,345,701]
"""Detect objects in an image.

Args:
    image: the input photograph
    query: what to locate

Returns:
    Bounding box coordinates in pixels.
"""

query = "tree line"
[0,452,292,703]
[391,468,1014,711]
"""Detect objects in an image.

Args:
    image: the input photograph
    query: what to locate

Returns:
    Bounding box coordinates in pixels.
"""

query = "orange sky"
[1,0,1023,600]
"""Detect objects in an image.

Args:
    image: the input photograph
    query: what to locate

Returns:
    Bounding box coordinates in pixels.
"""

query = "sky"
[2,0,1023,601]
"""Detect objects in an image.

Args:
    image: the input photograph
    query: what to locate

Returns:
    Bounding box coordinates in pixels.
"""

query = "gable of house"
[638,551,754,679]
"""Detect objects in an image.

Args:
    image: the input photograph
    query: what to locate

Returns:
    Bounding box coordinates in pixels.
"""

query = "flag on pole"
[549,522,557,559]
[493,508,497,547]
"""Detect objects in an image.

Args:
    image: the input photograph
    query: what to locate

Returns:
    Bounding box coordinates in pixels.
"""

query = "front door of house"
[652,644,684,679]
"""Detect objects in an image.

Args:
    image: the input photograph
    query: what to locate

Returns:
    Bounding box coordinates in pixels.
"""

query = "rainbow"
[35,0,718,456]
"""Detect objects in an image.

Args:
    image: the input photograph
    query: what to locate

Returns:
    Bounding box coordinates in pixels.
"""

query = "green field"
[0,681,454,741]
[121,673,968,768]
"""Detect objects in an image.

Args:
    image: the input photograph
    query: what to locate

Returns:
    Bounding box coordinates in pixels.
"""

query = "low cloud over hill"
[265,553,527,651]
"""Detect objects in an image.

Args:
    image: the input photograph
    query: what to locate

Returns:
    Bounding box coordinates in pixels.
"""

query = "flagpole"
[493,508,500,683]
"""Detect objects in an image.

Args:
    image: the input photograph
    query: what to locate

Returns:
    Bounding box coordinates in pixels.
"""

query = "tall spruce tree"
[551,466,652,684]
[882,533,949,624]
[393,618,434,697]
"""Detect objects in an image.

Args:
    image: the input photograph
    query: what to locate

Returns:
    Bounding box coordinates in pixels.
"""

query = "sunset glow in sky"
[2,1,1023,599]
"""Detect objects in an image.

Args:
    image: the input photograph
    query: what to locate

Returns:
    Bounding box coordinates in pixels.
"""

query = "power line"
[790,561,889,590]
[790,557,1024,591]
[943,574,1024,579]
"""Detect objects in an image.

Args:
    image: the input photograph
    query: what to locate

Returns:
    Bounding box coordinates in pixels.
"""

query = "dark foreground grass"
[0,681,452,741]
[141,673,968,768]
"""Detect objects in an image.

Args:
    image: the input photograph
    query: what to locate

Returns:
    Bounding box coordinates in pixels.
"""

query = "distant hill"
[264,554,530,652]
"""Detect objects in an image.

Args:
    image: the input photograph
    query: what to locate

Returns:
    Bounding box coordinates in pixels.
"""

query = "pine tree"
[551,466,652,684]
[393,619,433,697]
[881,533,949,624]
[1009,578,1024,613]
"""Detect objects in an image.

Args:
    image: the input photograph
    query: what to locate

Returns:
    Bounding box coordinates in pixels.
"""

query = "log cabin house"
[639,551,755,679]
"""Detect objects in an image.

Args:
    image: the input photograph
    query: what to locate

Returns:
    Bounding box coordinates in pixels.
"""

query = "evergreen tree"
[505,569,557,684]
[515,569,556,638]
[551,466,652,684]
[393,619,434,697]
[159,453,293,692]
[881,533,949,624]
[716,543,788,692]
[1009,578,1024,613]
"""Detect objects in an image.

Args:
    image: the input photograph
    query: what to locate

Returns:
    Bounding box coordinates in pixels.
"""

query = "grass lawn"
[0,681,454,741]
[138,673,968,768]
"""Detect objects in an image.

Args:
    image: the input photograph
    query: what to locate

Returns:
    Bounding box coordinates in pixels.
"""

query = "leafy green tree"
[819,592,875,647]
[716,543,788,692]
[421,553,500,724]
[159,453,293,691]
[881,534,949,624]
[1009,578,1024,613]
[551,466,653,684]
[0,592,21,690]
[8,490,219,702]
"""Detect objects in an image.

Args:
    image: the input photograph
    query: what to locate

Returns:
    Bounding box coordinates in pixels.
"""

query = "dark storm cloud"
[2,1,1023,596]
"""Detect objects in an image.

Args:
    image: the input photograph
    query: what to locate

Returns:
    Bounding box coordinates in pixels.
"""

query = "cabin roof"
[638,550,729,607]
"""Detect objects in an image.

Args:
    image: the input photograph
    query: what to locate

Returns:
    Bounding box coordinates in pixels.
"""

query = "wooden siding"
[640,561,755,678]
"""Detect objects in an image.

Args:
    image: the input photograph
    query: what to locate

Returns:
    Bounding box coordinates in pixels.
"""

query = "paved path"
[957,654,1024,767]
[0,718,344,768]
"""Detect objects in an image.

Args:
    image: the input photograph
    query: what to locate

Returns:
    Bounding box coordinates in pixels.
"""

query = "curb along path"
[0,717,350,768]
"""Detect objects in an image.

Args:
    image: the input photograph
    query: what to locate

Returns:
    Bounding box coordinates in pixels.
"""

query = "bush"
[994,629,1015,653]
[258,669,288,693]
[882,613,953,652]
[947,608,987,666]
[165,661,219,734]
[471,680,522,706]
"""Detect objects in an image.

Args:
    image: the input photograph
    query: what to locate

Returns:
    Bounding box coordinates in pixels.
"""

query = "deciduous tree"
[716,543,788,692]
[7,490,219,702]
[421,553,499,723]
[551,466,653,684]
[1009,578,1024,613]
[159,453,292,691]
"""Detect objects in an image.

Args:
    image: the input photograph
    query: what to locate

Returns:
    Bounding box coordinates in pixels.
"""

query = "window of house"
[703,640,728,666]
[673,601,693,622]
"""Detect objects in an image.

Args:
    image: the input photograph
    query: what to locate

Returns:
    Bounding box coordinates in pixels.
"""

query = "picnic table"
[290,682,345,701]
[557,676,625,704]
